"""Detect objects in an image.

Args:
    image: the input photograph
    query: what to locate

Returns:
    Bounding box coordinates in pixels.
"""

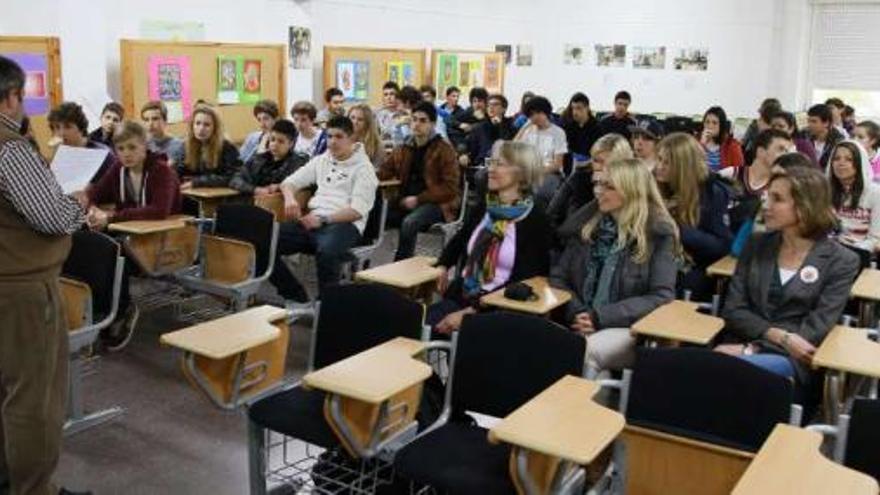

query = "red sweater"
[719,136,745,169]
[88,152,182,222]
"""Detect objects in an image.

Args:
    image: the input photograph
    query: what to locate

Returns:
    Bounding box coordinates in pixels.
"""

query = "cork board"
[120,39,286,144]
[430,48,505,97]
[322,46,427,108]
[0,36,63,154]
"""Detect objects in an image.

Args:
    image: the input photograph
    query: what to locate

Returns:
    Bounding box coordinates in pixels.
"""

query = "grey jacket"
[550,202,678,328]
[722,232,860,383]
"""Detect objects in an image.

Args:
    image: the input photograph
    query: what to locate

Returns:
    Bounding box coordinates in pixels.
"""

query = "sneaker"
[102,304,140,352]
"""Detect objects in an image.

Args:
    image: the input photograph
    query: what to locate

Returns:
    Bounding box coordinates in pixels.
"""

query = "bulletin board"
[430,49,505,99]
[0,36,63,154]
[120,39,286,144]
[322,46,427,108]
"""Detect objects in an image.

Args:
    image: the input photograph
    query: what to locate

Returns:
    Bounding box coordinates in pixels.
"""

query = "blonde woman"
[655,132,732,299]
[550,158,679,377]
[175,105,242,188]
[348,103,385,169]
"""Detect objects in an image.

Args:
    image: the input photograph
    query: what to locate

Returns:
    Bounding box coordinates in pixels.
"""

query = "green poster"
[217,55,243,105]
[436,54,458,96]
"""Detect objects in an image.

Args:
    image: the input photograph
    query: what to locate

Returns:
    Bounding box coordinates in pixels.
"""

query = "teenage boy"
[48,102,119,184]
[239,99,279,163]
[628,118,665,171]
[375,81,401,140]
[140,100,184,165]
[290,101,327,158]
[316,87,346,125]
[88,101,124,147]
[464,93,516,166]
[803,103,845,170]
[598,90,637,139]
[515,95,568,207]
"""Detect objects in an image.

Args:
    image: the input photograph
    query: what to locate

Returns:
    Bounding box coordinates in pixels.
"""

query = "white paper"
[50,145,109,193]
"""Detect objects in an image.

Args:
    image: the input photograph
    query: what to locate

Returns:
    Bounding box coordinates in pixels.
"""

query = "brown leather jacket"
[379,134,461,221]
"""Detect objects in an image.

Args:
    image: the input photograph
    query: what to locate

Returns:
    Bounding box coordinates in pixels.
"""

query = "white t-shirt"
[518,124,568,167]
[295,132,319,157]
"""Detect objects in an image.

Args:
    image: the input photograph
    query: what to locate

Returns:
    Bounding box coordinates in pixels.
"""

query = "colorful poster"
[242,59,262,103]
[484,54,503,93]
[385,61,413,87]
[436,54,458,96]
[456,56,483,97]
[336,60,369,101]
[354,62,369,100]
[217,55,242,105]
[147,55,192,123]
[4,53,49,116]
[402,62,415,87]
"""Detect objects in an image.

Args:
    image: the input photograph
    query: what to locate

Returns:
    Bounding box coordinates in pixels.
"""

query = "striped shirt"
[0,113,84,235]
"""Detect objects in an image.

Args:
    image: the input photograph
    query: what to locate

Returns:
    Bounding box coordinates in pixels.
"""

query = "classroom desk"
[489,375,625,494]
[182,187,240,217]
[378,179,402,201]
[851,268,880,327]
[631,300,724,346]
[480,277,572,316]
[707,255,737,278]
[813,325,880,425]
[731,424,878,495]
[108,215,198,276]
[160,305,290,409]
[354,256,443,302]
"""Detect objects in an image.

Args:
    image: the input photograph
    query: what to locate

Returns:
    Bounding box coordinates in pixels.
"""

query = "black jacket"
[230,150,310,194]
[466,117,516,166]
[562,117,602,173]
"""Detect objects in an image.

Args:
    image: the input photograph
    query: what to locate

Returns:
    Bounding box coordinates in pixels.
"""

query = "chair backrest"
[450,312,585,418]
[845,398,880,482]
[61,230,121,319]
[214,204,275,276]
[627,347,794,452]
[311,284,425,370]
[360,193,387,246]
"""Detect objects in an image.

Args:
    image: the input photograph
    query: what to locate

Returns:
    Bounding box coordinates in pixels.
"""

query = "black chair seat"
[248,386,338,449]
[394,422,514,495]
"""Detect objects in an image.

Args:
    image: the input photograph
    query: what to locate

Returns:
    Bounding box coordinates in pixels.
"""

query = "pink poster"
[147,55,192,123]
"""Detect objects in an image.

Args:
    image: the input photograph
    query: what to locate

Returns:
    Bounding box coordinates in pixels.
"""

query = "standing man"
[0,56,86,495]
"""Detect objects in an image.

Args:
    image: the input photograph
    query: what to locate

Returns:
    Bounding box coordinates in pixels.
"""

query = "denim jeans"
[390,203,445,260]
[269,221,361,301]
[738,353,795,379]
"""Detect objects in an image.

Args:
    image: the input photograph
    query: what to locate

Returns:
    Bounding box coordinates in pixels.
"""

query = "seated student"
[141,100,183,165]
[389,85,424,146]
[843,104,857,137]
[379,101,459,260]
[316,87,346,125]
[854,120,880,180]
[512,91,536,130]
[88,101,124,148]
[826,97,851,138]
[48,101,119,184]
[741,98,782,164]
[374,81,401,140]
[699,106,744,172]
[655,132,733,300]
[827,140,880,254]
[84,121,182,348]
[462,93,516,167]
[597,91,637,139]
[418,84,448,138]
[348,103,386,169]
[175,105,241,189]
[561,92,602,175]
[272,116,378,302]
[717,166,859,385]
[551,158,679,377]
[802,103,845,170]
[514,95,568,208]
[429,141,551,333]
[230,119,308,196]
[629,118,664,171]
[770,110,818,165]
[447,87,489,149]
[437,85,464,125]
[239,100,279,163]
[290,101,328,158]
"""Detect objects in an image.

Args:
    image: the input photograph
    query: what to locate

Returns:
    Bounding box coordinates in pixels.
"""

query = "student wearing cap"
[629,118,664,171]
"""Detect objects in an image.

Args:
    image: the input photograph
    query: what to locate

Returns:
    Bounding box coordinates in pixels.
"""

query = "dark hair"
[614,90,632,103]
[808,104,832,123]
[290,101,317,121]
[825,97,845,110]
[755,128,792,151]
[101,102,125,119]
[445,86,460,97]
[419,85,437,99]
[253,99,280,119]
[843,105,855,118]
[523,95,553,118]
[48,102,89,136]
[140,100,168,121]
[398,85,423,108]
[324,87,343,103]
[857,121,880,151]
[773,152,814,170]
[412,101,438,122]
[271,119,298,142]
[769,165,837,240]
[382,81,400,93]
[759,98,782,123]
[326,115,354,136]
[703,106,731,144]
[488,93,508,110]
[771,111,798,133]
[469,87,489,103]
[562,92,592,122]
[0,56,25,101]
[829,141,865,209]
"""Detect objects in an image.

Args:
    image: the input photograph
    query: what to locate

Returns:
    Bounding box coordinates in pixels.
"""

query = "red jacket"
[719,136,745,169]
[88,151,182,222]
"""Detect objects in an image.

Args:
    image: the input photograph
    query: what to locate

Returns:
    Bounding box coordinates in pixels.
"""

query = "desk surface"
[303,337,430,404]
[159,305,288,360]
[182,187,240,199]
[379,179,401,188]
[707,255,738,278]
[480,277,572,315]
[108,215,193,234]
[732,424,878,495]
[813,325,880,378]
[851,268,880,302]
[632,300,723,345]
[488,375,625,465]
[354,256,442,289]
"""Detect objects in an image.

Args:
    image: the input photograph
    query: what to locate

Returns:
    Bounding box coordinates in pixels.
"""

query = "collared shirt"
[0,113,84,235]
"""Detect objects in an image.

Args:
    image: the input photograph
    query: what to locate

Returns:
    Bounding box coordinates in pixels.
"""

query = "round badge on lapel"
[800,265,819,284]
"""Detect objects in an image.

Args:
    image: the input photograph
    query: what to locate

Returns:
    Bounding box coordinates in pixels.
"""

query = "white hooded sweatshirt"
[827,139,880,252]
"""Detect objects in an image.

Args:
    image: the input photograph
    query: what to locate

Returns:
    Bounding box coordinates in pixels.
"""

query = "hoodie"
[87,151,182,222]
[827,139,880,252]
[281,142,379,233]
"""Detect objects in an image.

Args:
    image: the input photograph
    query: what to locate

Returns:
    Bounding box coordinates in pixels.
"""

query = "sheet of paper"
[50,145,109,193]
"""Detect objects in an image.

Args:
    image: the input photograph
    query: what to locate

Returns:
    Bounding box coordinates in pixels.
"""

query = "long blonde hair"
[348,104,382,162]
[656,132,708,227]
[184,106,225,172]
[581,158,679,263]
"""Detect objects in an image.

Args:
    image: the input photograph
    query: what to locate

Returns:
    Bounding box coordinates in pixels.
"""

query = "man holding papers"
[0,57,87,495]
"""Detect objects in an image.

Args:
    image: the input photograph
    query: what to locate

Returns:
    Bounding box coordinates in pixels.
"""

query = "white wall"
[0,0,811,121]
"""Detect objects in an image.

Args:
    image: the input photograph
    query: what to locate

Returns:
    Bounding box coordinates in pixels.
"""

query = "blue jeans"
[269,221,361,301]
[392,203,444,260]
[738,353,795,379]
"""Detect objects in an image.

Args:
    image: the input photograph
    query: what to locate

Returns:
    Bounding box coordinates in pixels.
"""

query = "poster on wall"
[4,53,49,116]
[516,45,533,66]
[336,60,369,101]
[563,44,587,65]
[217,55,242,105]
[385,61,415,88]
[242,59,262,103]
[436,53,459,96]
[673,48,709,71]
[595,44,626,67]
[147,55,192,123]
[454,56,483,98]
[632,46,666,70]
[288,26,311,69]
[483,53,503,93]
[495,44,512,66]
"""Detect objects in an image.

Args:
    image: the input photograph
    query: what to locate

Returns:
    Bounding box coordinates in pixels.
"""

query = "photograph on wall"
[564,44,587,65]
[595,44,626,67]
[337,60,369,101]
[217,55,241,105]
[402,62,415,86]
[516,44,533,66]
[495,44,512,65]
[242,59,262,103]
[436,53,459,96]
[632,46,666,70]
[148,55,192,123]
[288,26,311,69]
[484,53,503,93]
[4,53,49,116]
[673,48,709,71]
